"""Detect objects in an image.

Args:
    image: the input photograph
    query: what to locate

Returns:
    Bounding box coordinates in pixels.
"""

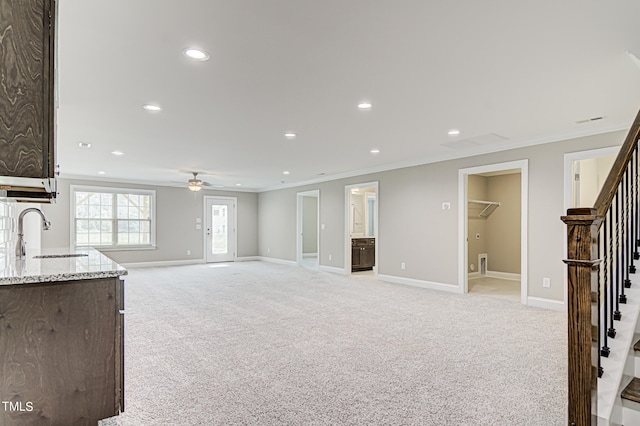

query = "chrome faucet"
[15,208,51,259]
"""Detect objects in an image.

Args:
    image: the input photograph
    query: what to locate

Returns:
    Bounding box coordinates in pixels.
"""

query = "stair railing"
[562,109,640,425]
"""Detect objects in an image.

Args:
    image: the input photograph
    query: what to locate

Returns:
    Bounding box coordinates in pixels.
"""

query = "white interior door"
[205,197,236,263]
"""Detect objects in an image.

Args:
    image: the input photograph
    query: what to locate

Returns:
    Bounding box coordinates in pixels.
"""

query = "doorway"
[297,190,320,269]
[563,146,618,211]
[345,182,379,276]
[458,160,528,304]
[563,146,617,306]
[204,196,237,263]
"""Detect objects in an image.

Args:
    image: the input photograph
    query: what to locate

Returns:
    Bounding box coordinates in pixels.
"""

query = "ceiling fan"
[186,172,211,192]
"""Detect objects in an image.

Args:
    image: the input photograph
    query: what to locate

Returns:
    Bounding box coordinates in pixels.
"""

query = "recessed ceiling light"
[142,104,162,112]
[182,48,210,61]
[236,183,242,187]
[283,171,290,175]
[111,150,125,156]
[448,129,460,136]
[370,149,380,154]
[78,142,91,148]
[98,171,106,175]
[284,132,297,139]
[358,102,372,110]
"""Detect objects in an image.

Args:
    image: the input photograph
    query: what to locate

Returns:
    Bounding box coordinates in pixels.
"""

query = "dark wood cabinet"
[0,0,56,179]
[351,238,375,272]
[0,277,125,425]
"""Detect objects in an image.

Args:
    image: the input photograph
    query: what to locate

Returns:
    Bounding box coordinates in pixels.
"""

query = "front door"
[205,197,236,263]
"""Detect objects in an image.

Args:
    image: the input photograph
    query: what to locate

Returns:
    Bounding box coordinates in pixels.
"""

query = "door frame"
[458,160,528,304]
[344,181,379,276]
[296,189,320,268]
[562,146,619,307]
[563,146,619,213]
[203,195,237,263]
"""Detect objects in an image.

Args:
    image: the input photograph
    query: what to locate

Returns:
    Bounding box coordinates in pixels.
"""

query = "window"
[71,186,156,249]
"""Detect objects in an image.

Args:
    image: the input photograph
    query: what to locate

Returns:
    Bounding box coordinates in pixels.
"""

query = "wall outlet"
[187,249,191,256]
[401,262,406,270]
[543,277,551,288]
[196,217,201,223]
[196,224,202,230]
[329,254,332,261]
[321,224,325,230]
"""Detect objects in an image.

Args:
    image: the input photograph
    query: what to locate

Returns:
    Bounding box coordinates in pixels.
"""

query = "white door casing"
[458,160,528,304]
[344,181,379,276]
[204,196,237,263]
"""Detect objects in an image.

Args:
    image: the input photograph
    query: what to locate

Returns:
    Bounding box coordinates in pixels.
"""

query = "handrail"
[563,107,640,425]
[593,109,640,218]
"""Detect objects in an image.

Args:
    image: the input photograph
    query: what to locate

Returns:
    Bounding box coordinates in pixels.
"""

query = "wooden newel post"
[562,208,602,426]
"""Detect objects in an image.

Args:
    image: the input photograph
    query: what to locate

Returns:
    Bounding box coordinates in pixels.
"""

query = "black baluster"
[631,153,638,268]
[598,225,611,368]
[614,188,622,320]
[636,145,640,257]
[609,204,617,337]
[626,167,633,283]
[602,213,611,356]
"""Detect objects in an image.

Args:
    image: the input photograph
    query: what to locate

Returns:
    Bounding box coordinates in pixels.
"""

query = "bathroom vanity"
[0,248,126,425]
[351,238,376,272]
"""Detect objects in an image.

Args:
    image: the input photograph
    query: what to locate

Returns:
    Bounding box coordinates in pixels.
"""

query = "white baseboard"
[486,270,521,281]
[121,259,206,268]
[377,274,461,294]
[257,256,298,267]
[527,296,565,311]
[236,256,260,262]
[319,265,347,275]
[302,253,318,258]
[468,272,481,280]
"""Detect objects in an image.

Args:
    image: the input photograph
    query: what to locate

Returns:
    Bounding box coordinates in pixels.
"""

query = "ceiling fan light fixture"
[188,184,202,192]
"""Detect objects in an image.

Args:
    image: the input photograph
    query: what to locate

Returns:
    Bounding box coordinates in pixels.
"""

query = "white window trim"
[70,185,157,250]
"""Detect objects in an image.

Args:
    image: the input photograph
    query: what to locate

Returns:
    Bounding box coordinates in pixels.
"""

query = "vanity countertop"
[0,247,128,285]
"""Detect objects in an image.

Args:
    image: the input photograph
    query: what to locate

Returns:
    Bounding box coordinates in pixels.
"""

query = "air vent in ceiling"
[575,116,605,124]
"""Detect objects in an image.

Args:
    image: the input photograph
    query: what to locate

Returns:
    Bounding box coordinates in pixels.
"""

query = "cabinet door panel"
[0,0,55,178]
[0,278,118,425]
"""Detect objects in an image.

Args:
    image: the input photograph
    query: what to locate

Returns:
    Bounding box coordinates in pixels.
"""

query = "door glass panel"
[211,204,228,254]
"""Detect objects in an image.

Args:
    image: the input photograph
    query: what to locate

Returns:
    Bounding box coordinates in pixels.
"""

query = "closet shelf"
[468,199,500,218]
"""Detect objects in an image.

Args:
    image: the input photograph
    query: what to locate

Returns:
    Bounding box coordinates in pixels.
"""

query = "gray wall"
[258,130,625,302]
[41,179,258,265]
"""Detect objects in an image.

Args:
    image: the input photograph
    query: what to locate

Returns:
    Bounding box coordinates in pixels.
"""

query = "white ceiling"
[56,0,640,192]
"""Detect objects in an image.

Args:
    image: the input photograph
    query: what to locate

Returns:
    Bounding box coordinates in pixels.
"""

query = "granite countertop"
[0,247,128,285]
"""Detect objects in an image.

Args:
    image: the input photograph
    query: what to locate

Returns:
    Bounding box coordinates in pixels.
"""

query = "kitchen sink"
[33,253,89,259]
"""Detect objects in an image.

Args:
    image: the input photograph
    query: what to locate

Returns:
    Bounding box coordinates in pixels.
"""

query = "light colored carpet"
[100,261,567,425]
